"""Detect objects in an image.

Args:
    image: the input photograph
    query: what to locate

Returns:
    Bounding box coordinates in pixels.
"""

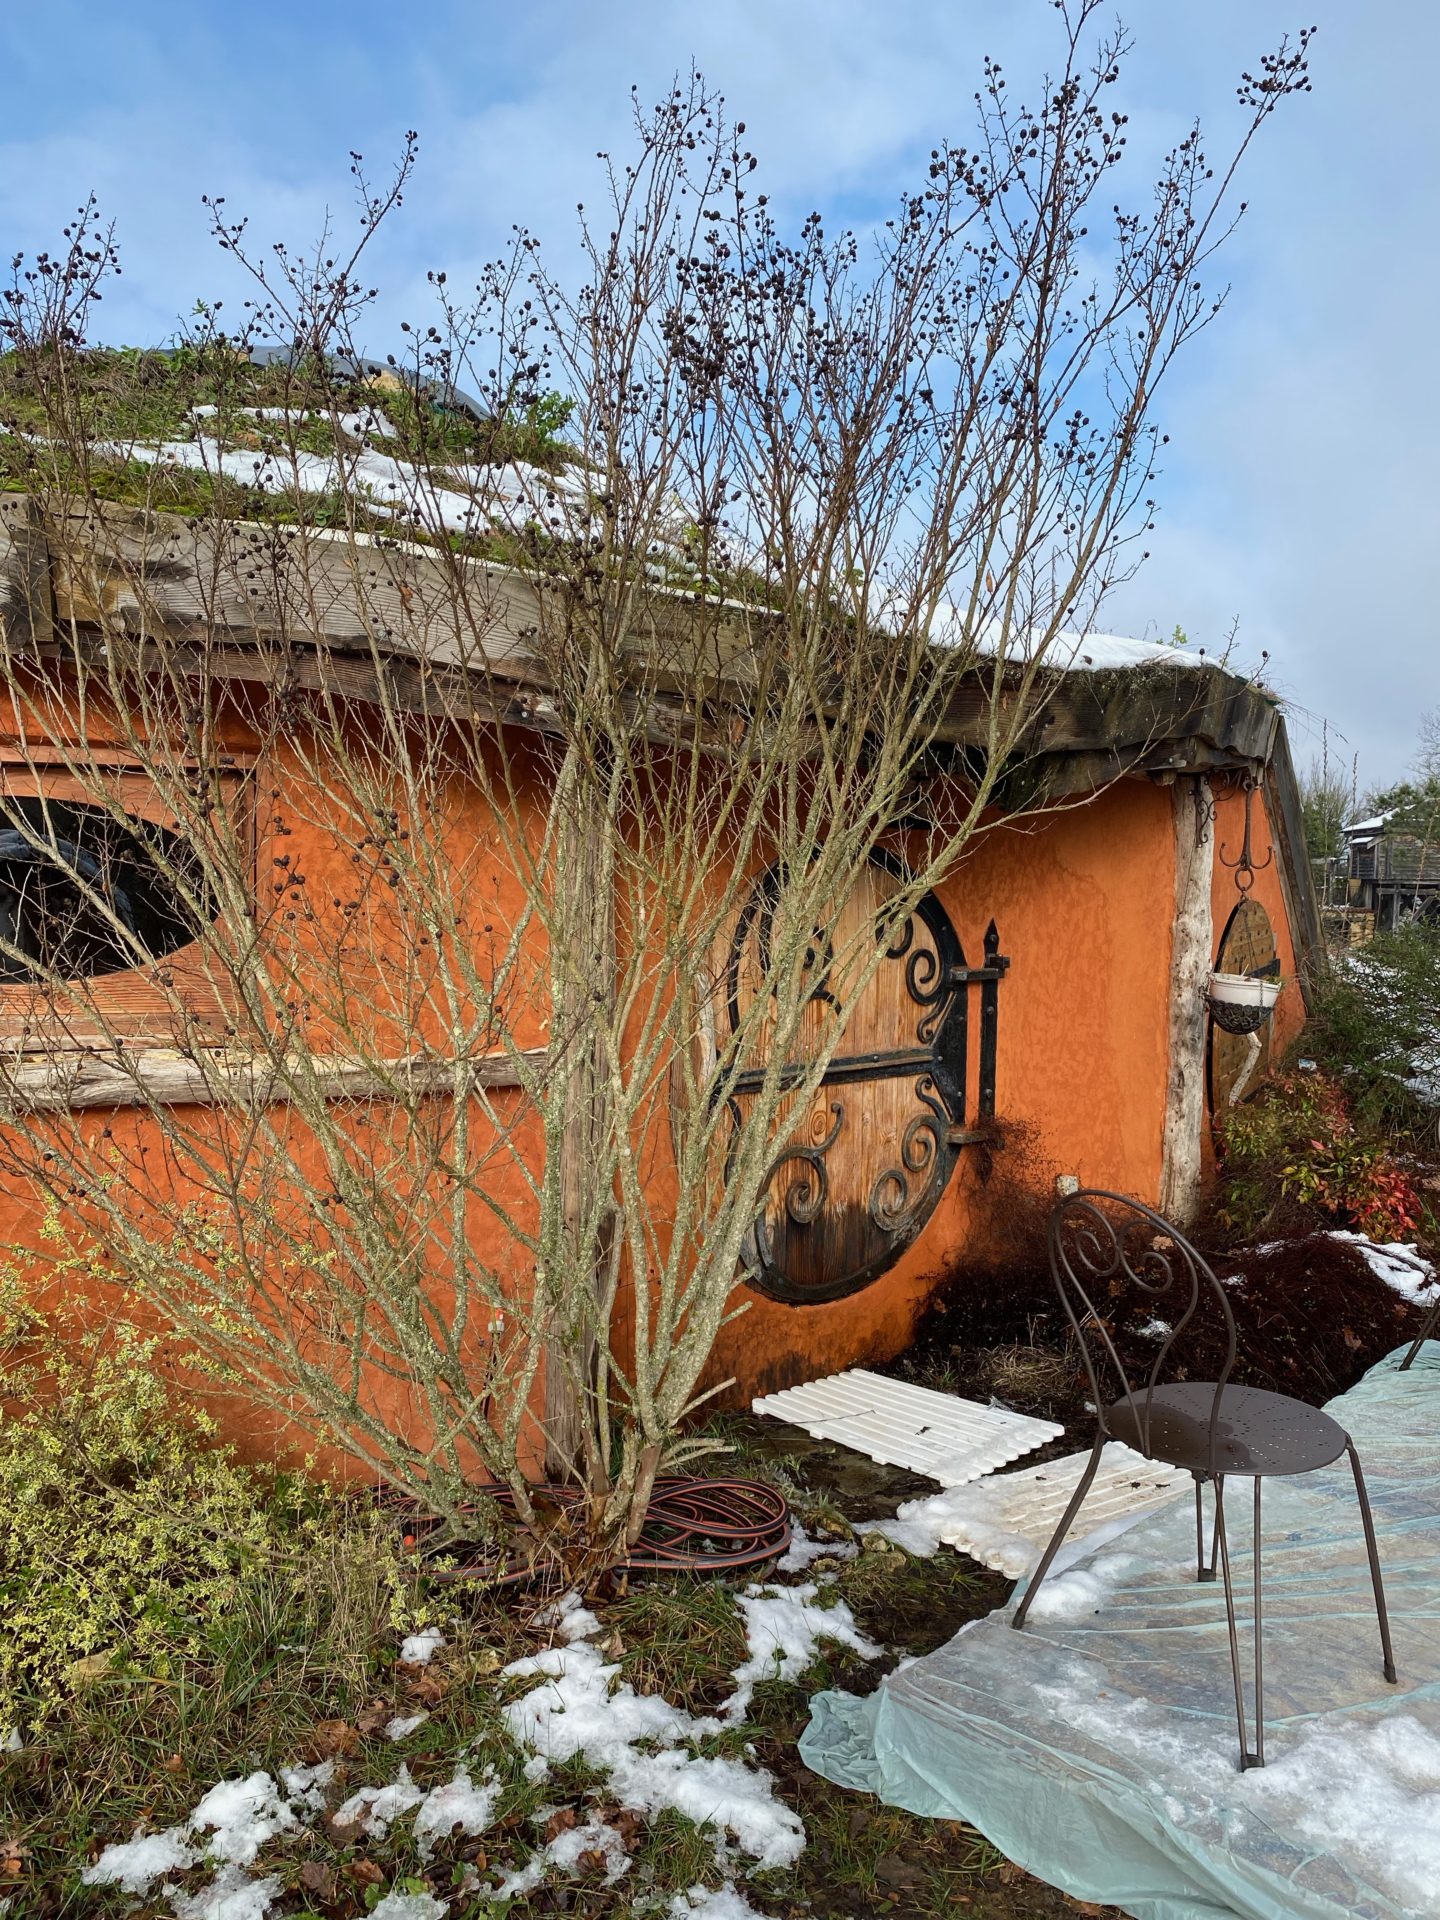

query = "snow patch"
[412,1767,500,1859]
[501,1593,818,1869]
[368,1893,447,1920]
[83,1828,197,1893]
[399,1624,445,1665]
[724,1584,880,1721]
[384,1713,429,1742]
[1328,1232,1438,1306]
[1018,1548,1155,1625]
[278,1760,333,1813]
[169,1865,282,1920]
[333,1764,424,1837]
[491,1815,633,1897]
[186,1773,297,1865]
[1239,1714,1440,1911]
[540,1589,605,1643]
[775,1524,858,1573]
[669,1884,772,1917]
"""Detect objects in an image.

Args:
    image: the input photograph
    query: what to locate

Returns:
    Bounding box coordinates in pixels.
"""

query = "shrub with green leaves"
[0,1305,277,1738]
[1216,1068,1430,1242]
[1306,924,1440,1139]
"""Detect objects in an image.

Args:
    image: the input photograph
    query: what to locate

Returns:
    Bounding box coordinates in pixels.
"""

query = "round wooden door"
[724,853,1003,1305]
[1209,897,1279,1114]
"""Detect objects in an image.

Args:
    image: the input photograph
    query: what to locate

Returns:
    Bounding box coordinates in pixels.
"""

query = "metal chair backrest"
[1049,1189,1239,1476]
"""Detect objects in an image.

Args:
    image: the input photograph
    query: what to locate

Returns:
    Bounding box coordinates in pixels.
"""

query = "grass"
[0,344,804,614]
[0,1436,1114,1920]
[0,347,574,473]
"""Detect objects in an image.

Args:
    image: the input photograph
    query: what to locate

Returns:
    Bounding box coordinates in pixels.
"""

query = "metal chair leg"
[1214,1476,1264,1770]
[1398,1292,1440,1371]
[1193,1474,1222,1582]
[1012,1429,1106,1631]
[1194,1473,1221,1582]
[1346,1439,1398,1685]
[1252,1476,1265,1768]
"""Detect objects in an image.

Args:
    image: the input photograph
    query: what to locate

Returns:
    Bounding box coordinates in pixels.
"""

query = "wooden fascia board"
[5,490,1281,771]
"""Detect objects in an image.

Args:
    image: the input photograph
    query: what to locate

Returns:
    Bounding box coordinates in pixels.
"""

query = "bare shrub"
[0,12,1311,1564]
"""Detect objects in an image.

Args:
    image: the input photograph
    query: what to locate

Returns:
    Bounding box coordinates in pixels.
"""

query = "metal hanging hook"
[1218,770,1274,896]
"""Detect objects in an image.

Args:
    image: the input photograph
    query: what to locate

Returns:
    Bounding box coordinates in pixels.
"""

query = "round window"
[0,799,211,984]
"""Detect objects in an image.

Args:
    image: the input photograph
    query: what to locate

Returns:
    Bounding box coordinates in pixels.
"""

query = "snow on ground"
[170,1863,282,1920]
[332,1764,424,1837]
[774,1524,859,1573]
[82,1768,321,1909]
[410,1769,502,1859]
[1016,1548,1160,1626]
[670,1884,773,1918]
[862,1492,1026,1563]
[724,1584,880,1722]
[501,1611,808,1867]
[368,1894,447,1920]
[489,1815,634,1898]
[385,1712,429,1741]
[1328,1232,1438,1306]
[186,1772,300,1864]
[1032,1655,1440,1913]
[1240,1713,1440,1912]
[80,1581,875,1915]
[398,1624,445,1665]
[83,1828,198,1894]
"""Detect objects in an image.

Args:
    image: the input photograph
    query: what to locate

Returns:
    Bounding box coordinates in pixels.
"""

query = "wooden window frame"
[0,749,257,1053]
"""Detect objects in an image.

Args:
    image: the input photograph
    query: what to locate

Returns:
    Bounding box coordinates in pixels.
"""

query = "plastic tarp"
[801,1345,1440,1920]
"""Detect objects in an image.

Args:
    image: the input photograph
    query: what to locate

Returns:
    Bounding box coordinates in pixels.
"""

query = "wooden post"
[0,497,55,651]
[1159,775,1214,1226]
[544,800,615,1479]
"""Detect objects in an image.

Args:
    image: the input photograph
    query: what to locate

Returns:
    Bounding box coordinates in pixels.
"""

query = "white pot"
[1206,970,1282,1010]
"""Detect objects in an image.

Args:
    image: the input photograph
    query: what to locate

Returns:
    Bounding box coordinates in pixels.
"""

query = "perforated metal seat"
[1012,1190,1397,1771]
[1106,1381,1349,1479]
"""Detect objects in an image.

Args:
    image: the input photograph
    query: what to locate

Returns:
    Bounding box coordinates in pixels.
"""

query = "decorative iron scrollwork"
[1218,770,1274,897]
[728,851,1008,1305]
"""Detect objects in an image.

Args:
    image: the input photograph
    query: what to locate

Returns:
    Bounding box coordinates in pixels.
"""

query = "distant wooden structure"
[1344,812,1440,933]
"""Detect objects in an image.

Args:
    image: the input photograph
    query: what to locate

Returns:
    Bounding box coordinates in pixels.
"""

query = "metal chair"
[1012,1189,1397,1770]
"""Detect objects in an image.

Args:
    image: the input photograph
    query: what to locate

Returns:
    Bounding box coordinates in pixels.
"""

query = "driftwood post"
[1160,775,1215,1224]
[0,497,55,651]
[544,801,616,1478]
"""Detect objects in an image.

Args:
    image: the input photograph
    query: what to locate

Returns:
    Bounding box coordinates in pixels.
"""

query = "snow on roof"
[105,417,592,542]
[957,620,1225,675]
[1346,812,1394,837]
[1050,632,1212,672]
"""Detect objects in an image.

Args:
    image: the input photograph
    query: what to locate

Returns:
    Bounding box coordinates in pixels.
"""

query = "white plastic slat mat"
[879,1443,1191,1576]
[751,1367,1063,1486]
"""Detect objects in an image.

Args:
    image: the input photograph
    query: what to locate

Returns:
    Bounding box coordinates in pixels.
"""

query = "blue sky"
[2,1,1435,791]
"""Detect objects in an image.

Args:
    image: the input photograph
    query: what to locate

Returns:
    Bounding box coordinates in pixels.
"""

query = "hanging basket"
[1206,969,1282,1036]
